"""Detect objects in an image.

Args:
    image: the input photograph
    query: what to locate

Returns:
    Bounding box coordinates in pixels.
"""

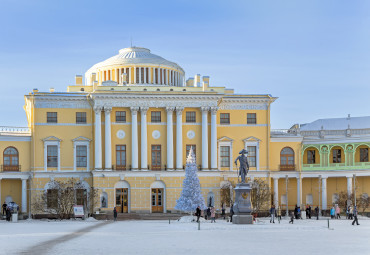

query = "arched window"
[3,147,19,171]
[280,147,295,170]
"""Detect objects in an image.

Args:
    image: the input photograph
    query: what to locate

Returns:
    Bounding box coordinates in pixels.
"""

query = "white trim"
[150,180,166,213]
[114,181,131,213]
[43,140,61,172]
[271,137,303,142]
[0,136,31,141]
[244,138,260,171]
[36,123,92,126]
[218,140,233,171]
[218,124,268,127]
[73,140,90,171]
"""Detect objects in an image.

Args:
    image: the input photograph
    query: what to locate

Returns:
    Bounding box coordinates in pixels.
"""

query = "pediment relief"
[72,136,91,142]
[218,136,234,142]
[42,136,61,142]
[243,136,261,142]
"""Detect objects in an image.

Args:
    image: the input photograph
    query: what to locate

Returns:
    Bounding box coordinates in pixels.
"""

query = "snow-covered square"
[1,217,369,255]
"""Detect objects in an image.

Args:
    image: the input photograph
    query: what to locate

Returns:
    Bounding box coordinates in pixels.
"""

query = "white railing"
[0,126,31,135]
[271,129,298,136]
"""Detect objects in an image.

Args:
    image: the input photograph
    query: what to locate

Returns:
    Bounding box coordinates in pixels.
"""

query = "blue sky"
[0,0,369,128]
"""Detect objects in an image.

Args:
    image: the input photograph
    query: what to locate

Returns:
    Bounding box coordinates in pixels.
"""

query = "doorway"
[151,188,163,213]
[115,188,128,213]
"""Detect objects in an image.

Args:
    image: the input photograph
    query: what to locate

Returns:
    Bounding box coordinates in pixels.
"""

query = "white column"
[118,68,121,84]
[201,107,209,170]
[129,67,132,84]
[297,176,302,206]
[176,107,184,169]
[153,68,156,84]
[210,107,218,170]
[148,67,152,84]
[21,179,27,213]
[141,107,148,170]
[161,68,164,85]
[138,67,142,84]
[134,67,137,84]
[347,176,353,197]
[273,177,279,207]
[322,177,327,210]
[94,107,102,169]
[166,107,175,170]
[176,72,179,86]
[104,107,112,169]
[131,107,139,170]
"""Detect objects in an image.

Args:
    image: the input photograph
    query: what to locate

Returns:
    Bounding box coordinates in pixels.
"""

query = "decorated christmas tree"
[175,147,206,212]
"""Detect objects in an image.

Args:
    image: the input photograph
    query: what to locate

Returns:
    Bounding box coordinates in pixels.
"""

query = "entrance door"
[115,188,128,213]
[151,188,163,213]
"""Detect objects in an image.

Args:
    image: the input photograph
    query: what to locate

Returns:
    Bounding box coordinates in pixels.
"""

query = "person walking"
[210,207,216,223]
[352,206,360,226]
[297,206,302,219]
[349,206,353,220]
[294,205,299,219]
[2,202,7,216]
[207,207,211,220]
[195,206,201,223]
[315,206,319,220]
[289,212,294,224]
[5,207,11,222]
[306,205,312,219]
[269,205,276,223]
[221,204,226,220]
[113,207,117,221]
[335,205,341,219]
[346,206,349,219]
[277,206,282,223]
[330,206,335,219]
[230,204,234,223]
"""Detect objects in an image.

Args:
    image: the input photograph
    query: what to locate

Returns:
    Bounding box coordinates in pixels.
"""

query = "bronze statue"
[234,149,249,183]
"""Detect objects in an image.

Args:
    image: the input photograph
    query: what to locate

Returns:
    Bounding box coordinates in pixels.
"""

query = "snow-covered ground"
[0,216,369,255]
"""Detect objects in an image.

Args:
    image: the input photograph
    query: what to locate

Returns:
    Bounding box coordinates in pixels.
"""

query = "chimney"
[75,75,83,85]
[202,76,209,91]
[33,88,38,93]
[194,74,201,87]
[49,88,55,93]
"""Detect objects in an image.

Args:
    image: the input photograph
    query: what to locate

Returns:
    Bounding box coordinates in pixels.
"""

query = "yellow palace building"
[0,46,369,217]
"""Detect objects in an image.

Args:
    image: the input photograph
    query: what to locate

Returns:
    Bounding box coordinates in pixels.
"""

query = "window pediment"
[42,136,62,142]
[243,136,261,143]
[72,136,91,142]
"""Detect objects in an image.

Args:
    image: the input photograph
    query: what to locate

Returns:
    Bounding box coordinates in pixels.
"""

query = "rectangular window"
[220,146,230,167]
[47,189,58,209]
[333,149,341,163]
[115,111,126,123]
[47,112,57,123]
[151,145,161,170]
[307,150,316,164]
[116,145,126,170]
[76,145,87,167]
[247,146,256,167]
[186,112,196,123]
[360,148,369,162]
[76,112,87,124]
[47,145,58,167]
[220,113,230,125]
[186,145,196,159]
[151,111,161,123]
[247,113,257,124]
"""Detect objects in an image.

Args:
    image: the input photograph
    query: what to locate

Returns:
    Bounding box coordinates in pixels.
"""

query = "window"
[307,150,316,164]
[151,111,161,123]
[220,146,230,167]
[151,145,161,170]
[247,113,256,124]
[247,146,256,167]
[47,112,57,123]
[3,147,19,171]
[47,145,58,167]
[47,189,58,209]
[186,145,196,159]
[220,113,230,124]
[280,147,294,170]
[116,145,126,170]
[186,112,196,123]
[360,148,369,162]
[76,145,87,167]
[115,111,126,123]
[332,149,341,163]
[76,112,86,124]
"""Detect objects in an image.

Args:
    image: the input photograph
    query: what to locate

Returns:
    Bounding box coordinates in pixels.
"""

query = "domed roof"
[86,47,184,73]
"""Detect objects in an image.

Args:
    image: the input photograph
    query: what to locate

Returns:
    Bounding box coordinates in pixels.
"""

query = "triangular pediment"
[218,136,234,142]
[42,136,61,142]
[72,136,91,142]
[243,136,261,142]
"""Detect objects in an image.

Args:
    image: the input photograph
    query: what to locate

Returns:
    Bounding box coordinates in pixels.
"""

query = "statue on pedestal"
[234,149,249,184]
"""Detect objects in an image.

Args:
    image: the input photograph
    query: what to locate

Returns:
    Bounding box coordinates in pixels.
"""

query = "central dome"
[85,47,185,86]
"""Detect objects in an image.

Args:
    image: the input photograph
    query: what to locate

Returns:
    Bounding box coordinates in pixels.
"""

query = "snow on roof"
[300,116,370,131]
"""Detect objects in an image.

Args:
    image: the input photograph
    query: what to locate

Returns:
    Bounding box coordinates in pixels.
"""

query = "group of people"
[195,206,216,223]
[2,202,19,221]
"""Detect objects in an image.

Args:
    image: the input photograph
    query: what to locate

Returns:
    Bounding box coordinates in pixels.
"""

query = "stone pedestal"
[232,182,253,224]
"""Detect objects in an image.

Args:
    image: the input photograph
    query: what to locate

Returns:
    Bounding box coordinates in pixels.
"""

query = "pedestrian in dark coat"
[2,202,7,215]
[230,205,234,222]
[269,205,276,223]
[113,207,117,221]
[195,206,201,223]
[289,212,294,224]
[207,207,211,219]
[315,206,319,220]
[221,204,226,220]
[352,206,360,226]
[6,208,11,221]
[294,205,299,219]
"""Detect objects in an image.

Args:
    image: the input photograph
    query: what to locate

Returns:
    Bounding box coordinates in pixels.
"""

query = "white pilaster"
[273,177,279,207]
[141,107,148,170]
[210,107,218,170]
[322,177,327,210]
[148,67,152,84]
[201,107,209,170]
[347,176,352,197]
[297,176,302,206]
[131,107,139,170]
[104,107,112,169]
[176,107,184,169]
[21,178,27,213]
[166,107,175,170]
[94,107,102,169]
[138,67,142,84]
[153,68,156,84]
[118,68,121,84]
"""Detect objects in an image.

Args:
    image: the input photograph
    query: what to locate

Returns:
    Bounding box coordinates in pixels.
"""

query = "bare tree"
[251,179,272,214]
[358,194,370,214]
[220,181,236,207]
[336,191,355,209]
[32,178,98,219]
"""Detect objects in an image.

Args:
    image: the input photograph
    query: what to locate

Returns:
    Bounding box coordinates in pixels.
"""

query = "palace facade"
[0,47,369,216]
